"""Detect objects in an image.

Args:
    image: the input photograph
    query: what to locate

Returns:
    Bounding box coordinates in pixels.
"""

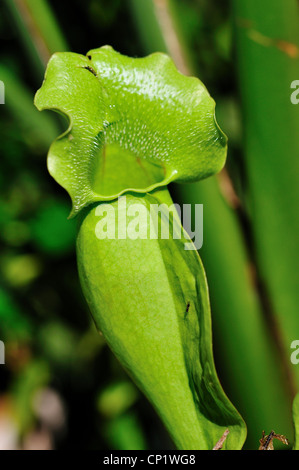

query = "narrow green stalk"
[4,0,68,77]
[0,64,59,149]
[232,0,299,393]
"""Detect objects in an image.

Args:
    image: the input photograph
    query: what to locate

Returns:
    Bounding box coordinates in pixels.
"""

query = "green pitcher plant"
[34,45,246,450]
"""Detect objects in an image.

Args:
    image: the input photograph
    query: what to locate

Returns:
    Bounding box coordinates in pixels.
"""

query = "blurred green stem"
[0,64,59,149]
[4,0,68,77]
[232,0,299,392]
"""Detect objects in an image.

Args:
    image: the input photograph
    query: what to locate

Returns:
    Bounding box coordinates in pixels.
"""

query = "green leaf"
[76,191,246,449]
[34,46,227,216]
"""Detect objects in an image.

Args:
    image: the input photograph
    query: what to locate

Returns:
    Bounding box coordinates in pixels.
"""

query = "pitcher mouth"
[35,46,227,217]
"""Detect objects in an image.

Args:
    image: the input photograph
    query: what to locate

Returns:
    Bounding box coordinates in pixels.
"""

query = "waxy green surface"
[77,191,246,449]
[35,47,245,449]
[35,46,227,216]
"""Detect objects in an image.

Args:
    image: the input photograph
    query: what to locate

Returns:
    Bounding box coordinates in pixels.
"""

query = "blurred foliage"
[0,0,298,450]
[0,0,175,451]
